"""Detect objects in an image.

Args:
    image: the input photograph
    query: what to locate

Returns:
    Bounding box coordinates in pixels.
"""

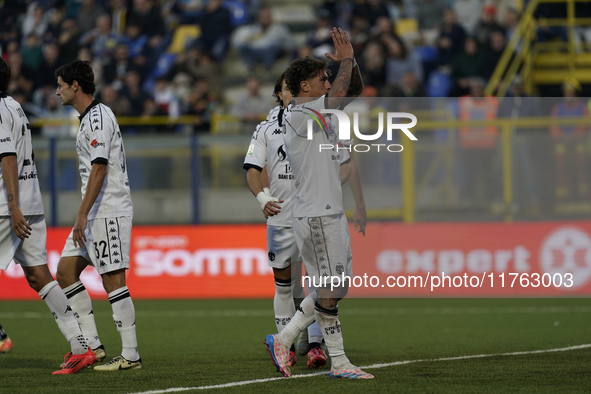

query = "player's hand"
[264,200,283,217]
[73,213,88,248]
[353,206,367,236]
[325,27,354,63]
[10,207,31,240]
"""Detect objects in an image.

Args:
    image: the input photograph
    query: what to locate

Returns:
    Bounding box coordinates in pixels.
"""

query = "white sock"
[308,321,323,345]
[305,283,322,345]
[314,302,352,370]
[108,286,139,361]
[277,292,317,346]
[63,281,102,349]
[274,277,295,334]
[39,281,88,355]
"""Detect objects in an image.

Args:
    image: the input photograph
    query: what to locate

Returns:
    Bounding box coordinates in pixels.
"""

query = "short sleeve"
[339,147,351,165]
[88,105,111,165]
[243,122,268,172]
[0,107,16,160]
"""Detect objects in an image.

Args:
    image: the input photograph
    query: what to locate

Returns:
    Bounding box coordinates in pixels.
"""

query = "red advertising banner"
[1,222,590,299]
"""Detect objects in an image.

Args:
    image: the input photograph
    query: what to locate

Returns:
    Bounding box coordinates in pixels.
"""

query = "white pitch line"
[2,306,591,320]
[127,344,591,394]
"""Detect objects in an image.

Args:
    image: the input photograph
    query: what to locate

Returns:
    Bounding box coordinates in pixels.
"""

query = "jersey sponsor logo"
[326,205,331,210]
[277,145,287,161]
[271,128,282,135]
[0,137,11,143]
[18,171,38,181]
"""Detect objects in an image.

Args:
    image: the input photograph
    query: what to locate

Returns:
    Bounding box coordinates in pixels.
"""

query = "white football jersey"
[282,96,350,218]
[76,101,133,220]
[243,106,293,227]
[0,94,44,216]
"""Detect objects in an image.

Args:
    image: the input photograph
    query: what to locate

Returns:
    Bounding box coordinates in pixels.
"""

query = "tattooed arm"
[0,155,31,239]
[325,27,355,108]
[347,63,364,98]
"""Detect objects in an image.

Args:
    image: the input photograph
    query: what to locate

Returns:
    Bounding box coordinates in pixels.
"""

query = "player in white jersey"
[0,58,96,374]
[54,60,141,371]
[264,28,373,379]
[244,72,331,369]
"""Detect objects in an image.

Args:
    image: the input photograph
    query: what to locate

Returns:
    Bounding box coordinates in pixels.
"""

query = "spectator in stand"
[352,0,391,27]
[369,15,397,43]
[77,0,107,36]
[482,30,506,80]
[37,42,62,90]
[22,2,48,42]
[321,0,356,31]
[416,0,447,45]
[394,72,427,98]
[504,8,520,51]
[306,11,335,59]
[138,97,167,133]
[128,0,166,44]
[57,18,80,65]
[360,40,387,92]
[230,76,274,132]
[453,0,482,35]
[79,14,120,60]
[348,15,371,54]
[186,78,218,133]
[76,47,104,88]
[120,22,149,60]
[551,79,590,201]
[12,89,43,133]
[384,35,423,92]
[0,3,24,49]
[41,94,73,138]
[43,8,64,44]
[153,77,175,116]
[109,0,130,36]
[436,9,466,66]
[192,0,233,63]
[120,71,146,117]
[450,37,484,96]
[21,34,44,72]
[232,8,294,70]
[458,77,500,203]
[100,84,131,117]
[167,47,221,92]
[474,6,505,48]
[7,52,36,100]
[103,44,136,89]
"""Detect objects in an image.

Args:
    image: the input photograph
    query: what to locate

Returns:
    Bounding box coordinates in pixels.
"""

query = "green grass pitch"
[1,298,590,393]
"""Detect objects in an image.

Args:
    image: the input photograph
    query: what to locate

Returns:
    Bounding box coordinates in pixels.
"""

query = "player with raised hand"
[0,57,96,374]
[54,60,141,372]
[264,28,373,379]
[244,72,329,369]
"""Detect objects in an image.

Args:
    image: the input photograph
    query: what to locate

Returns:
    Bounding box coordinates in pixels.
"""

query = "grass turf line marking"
[128,344,591,394]
[3,306,591,319]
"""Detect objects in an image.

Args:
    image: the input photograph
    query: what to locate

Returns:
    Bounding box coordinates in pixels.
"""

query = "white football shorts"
[292,213,353,285]
[61,216,132,275]
[267,225,302,270]
[0,215,47,270]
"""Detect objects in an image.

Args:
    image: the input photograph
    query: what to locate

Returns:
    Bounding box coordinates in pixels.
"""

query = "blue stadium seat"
[426,71,452,97]
[414,46,438,63]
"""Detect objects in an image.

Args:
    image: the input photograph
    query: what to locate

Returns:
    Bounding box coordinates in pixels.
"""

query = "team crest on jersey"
[336,263,344,275]
[277,145,287,161]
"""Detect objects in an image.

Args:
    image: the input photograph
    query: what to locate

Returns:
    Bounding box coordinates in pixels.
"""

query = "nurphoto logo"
[305,109,418,152]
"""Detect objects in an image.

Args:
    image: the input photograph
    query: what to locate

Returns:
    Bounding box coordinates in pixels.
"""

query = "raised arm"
[347,62,364,98]
[325,28,355,108]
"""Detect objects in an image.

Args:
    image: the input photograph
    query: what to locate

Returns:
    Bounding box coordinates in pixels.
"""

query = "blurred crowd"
[0,0,586,136]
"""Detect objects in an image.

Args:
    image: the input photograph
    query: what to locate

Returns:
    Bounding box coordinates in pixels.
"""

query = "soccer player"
[264,28,374,379]
[54,60,141,371]
[0,57,96,374]
[0,323,12,353]
[244,72,328,369]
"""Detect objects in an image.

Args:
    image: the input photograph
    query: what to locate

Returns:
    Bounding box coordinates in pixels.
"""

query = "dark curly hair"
[54,59,96,95]
[285,57,331,96]
[272,71,287,106]
[0,57,10,92]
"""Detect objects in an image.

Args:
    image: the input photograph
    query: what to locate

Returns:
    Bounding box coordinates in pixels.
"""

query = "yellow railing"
[485,0,591,97]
